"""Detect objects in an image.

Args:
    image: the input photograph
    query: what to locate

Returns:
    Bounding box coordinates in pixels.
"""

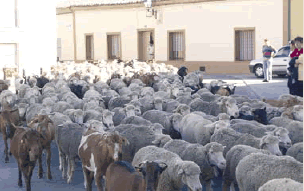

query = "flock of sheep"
[0,59,303,191]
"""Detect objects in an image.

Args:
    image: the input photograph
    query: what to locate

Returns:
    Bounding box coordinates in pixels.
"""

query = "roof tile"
[56,0,155,8]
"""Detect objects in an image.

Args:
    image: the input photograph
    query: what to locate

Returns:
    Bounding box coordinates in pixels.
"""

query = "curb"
[226,75,261,99]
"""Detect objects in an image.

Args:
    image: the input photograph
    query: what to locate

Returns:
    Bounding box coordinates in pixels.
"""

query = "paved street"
[0,73,290,191]
[203,73,289,100]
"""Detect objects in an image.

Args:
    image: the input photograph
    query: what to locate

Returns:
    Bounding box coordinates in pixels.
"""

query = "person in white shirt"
[262,39,277,82]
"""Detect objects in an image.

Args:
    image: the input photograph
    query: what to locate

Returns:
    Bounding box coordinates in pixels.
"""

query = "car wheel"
[254,65,264,78]
[278,74,286,78]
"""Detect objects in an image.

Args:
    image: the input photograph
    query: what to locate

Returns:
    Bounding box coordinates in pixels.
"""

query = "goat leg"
[17,163,22,187]
[37,154,43,179]
[61,154,67,179]
[9,139,12,155]
[67,157,75,184]
[3,135,9,163]
[58,149,63,171]
[95,170,104,191]
[83,167,93,191]
[205,179,213,191]
[23,164,34,191]
[222,179,231,191]
[46,146,52,180]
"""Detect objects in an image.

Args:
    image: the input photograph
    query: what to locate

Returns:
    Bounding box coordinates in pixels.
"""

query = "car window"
[275,47,290,57]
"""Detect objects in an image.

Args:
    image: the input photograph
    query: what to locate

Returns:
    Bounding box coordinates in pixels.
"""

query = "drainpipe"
[288,0,291,41]
[69,7,77,62]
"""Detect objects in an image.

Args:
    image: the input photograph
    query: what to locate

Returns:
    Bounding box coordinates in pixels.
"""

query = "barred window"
[107,34,121,59]
[169,31,185,60]
[235,30,255,61]
[86,35,94,60]
[57,38,61,61]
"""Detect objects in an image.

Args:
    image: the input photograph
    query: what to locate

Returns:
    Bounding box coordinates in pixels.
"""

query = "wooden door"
[86,35,93,60]
[138,31,154,61]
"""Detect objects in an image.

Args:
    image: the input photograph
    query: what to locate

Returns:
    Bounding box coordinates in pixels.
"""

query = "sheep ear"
[58,124,64,127]
[264,131,272,135]
[259,136,268,149]
[122,137,130,146]
[259,141,266,149]
[177,169,184,175]
[111,112,115,116]
[138,160,147,167]
[158,162,168,173]
[152,139,159,145]
[134,166,143,172]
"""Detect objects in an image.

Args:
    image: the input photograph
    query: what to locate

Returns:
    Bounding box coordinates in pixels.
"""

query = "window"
[0,0,16,27]
[168,31,185,60]
[235,30,255,61]
[275,47,290,57]
[107,34,121,60]
[57,38,61,61]
[86,35,94,60]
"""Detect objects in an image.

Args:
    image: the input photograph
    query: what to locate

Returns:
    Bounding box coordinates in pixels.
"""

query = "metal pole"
[3,68,6,80]
[288,0,291,41]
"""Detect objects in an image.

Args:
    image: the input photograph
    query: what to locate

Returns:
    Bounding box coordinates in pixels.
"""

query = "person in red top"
[288,37,303,95]
[290,43,303,58]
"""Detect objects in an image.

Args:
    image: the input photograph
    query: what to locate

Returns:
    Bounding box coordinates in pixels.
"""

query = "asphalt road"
[0,140,96,191]
[1,73,288,191]
[203,73,289,100]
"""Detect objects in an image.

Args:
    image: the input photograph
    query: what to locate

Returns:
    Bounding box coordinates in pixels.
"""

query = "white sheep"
[113,124,164,163]
[236,153,303,191]
[286,142,303,163]
[223,145,272,191]
[163,140,226,190]
[210,127,284,156]
[132,146,202,191]
[258,178,303,191]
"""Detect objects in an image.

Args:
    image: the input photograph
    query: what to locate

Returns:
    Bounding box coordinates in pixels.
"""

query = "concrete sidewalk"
[202,73,289,100]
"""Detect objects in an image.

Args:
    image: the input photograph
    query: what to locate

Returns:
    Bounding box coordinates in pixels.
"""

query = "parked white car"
[249,45,291,78]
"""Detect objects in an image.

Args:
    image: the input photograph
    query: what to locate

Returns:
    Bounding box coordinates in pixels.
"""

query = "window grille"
[107,34,121,59]
[169,31,185,60]
[235,30,255,61]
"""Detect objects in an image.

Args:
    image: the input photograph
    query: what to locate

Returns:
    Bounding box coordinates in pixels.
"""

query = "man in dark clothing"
[288,37,303,96]
[177,66,188,82]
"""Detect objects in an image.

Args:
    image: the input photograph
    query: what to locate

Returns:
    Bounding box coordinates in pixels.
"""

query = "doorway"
[138,29,155,61]
[86,34,94,61]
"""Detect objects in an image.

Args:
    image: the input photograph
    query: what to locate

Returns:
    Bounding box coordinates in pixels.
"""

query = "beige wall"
[57,13,74,61]
[0,0,56,77]
[58,0,285,65]
[290,0,303,39]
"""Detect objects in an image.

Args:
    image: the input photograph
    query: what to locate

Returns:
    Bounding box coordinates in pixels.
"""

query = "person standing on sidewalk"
[262,39,277,82]
[148,32,155,63]
[287,38,303,95]
[293,37,303,97]
[287,40,296,94]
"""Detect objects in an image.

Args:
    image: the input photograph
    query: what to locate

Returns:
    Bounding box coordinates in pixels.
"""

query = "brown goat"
[10,127,44,191]
[263,97,303,108]
[27,114,55,180]
[78,130,129,191]
[131,72,159,87]
[216,88,230,96]
[105,160,167,191]
[0,108,20,163]
[0,80,9,94]
[106,73,122,86]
